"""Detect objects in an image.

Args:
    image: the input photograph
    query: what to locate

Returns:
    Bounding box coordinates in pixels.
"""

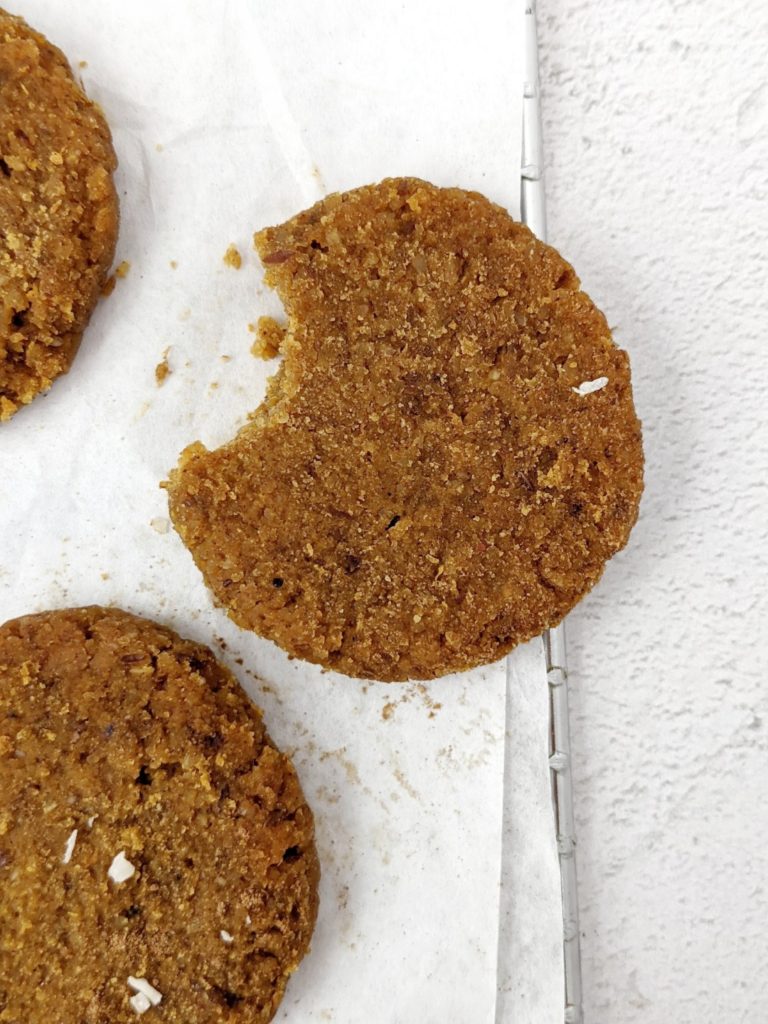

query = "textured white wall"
[539,1,768,1021]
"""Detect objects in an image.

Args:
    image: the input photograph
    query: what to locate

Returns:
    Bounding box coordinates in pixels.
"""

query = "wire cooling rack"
[522,5,584,1022]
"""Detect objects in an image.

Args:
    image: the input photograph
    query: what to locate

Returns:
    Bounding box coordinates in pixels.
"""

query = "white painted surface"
[539,2,768,1021]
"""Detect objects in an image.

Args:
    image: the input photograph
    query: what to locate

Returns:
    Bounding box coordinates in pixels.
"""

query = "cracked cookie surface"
[167,178,643,681]
[0,606,318,1023]
[0,9,118,420]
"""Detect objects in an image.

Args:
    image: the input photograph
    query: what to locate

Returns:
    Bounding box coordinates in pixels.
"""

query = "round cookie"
[0,607,319,1023]
[0,10,119,420]
[167,178,643,682]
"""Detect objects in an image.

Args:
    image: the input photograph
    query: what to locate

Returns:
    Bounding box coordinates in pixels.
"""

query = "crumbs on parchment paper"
[392,767,420,801]
[101,260,131,297]
[381,683,442,721]
[155,347,171,386]
[319,747,360,786]
[223,244,242,269]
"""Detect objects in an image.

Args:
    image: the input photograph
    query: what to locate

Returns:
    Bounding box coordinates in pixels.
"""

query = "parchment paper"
[0,2,562,1021]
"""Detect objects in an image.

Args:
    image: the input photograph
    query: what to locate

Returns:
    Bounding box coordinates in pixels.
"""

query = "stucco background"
[539,1,768,1021]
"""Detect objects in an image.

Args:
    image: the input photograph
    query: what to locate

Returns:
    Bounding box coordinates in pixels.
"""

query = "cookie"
[0,9,119,420]
[0,607,319,1023]
[167,178,643,681]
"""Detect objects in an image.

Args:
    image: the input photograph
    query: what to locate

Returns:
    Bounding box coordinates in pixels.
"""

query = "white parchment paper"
[0,2,562,1021]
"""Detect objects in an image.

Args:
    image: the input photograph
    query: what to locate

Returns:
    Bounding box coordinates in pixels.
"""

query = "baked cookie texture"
[167,178,643,682]
[0,607,319,1023]
[0,9,118,420]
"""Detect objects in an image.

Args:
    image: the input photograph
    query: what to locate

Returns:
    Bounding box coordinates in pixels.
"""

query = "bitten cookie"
[0,607,319,1023]
[167,178,643,681]
[0,9,118,420]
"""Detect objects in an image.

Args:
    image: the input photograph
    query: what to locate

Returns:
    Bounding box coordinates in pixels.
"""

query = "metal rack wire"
[521,5,584,1022]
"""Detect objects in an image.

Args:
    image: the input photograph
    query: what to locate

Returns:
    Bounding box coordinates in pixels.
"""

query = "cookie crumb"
[250,316,285,359]
[108,850,136,883]
[155,348,171,386]
[223,244,242,269]
[381,702,395,721]
[62,828,78,864]
[78,59,88,68]
[169,260,177,269]
[572,376,608,396]
[150,517,169,534]
[102,261,129,297]
[155,143,163,153]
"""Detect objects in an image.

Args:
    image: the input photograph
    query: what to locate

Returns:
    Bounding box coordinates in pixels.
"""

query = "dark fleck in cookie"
[0,607,319,1022]
[0,9,119,420]
[166,178,643,681]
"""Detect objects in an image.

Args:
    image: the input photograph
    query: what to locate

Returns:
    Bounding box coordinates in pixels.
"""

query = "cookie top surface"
[0,9,118,420]
[167,178,643,682]
[0,607,319,1023]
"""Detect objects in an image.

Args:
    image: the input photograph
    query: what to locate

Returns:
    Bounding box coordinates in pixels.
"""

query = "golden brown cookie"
[167,178,643,681]
[0,9,118,420]
[0,607,319,1023]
